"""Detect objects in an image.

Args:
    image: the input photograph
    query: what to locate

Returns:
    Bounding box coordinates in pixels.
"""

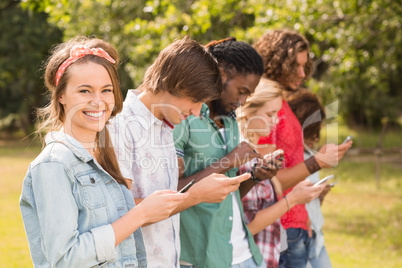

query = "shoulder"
[30,142,75,169]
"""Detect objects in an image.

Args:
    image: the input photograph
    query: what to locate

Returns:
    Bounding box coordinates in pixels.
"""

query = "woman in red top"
[253,29,352,267]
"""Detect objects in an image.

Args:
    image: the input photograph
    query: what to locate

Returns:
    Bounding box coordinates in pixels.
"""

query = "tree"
[15,0,402,129]
[0,0,62,134]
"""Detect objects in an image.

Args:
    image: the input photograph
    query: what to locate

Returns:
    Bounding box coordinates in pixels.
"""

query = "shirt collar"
[200,103,237,120]
[125,89,176,132]
[125,89,160,130]
[200,103,211,118]
[45,131,94,162]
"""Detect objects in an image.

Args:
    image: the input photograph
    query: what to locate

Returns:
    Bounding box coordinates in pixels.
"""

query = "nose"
[90,92,104,106]
[239,95,248,106]
[298,66,305,79]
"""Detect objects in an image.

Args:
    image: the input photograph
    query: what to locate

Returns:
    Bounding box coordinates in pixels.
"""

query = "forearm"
[111,205,146,246]
[276,162,310,190]
[247,197,290,235]
[239,179,256,198]
[170,189,203,215]
[177,159,233,189]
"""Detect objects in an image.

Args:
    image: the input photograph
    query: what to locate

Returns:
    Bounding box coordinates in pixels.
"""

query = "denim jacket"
[20,131,146,268]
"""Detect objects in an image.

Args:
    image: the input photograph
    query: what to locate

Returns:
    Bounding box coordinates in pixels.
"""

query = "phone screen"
[341,135,353,144]
[178,179,196,193]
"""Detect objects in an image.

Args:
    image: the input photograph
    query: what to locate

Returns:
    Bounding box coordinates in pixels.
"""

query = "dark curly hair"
[287,89,325,141]
[253,29,313,89]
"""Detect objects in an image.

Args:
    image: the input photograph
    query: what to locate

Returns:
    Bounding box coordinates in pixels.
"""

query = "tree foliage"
[3,0,401,130]
[0,0,62,133]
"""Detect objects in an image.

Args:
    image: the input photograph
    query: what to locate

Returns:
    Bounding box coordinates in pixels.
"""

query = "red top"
[258,100,308,230]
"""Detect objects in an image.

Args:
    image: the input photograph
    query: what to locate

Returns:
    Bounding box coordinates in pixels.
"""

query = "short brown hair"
[254,29,313,88]
[287,89,325,141]
[139,37,222,102]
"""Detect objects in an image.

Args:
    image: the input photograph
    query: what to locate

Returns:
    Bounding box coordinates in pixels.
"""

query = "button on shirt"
[19,131,146,267]
[173,104,263,268]
[109,90,180,268]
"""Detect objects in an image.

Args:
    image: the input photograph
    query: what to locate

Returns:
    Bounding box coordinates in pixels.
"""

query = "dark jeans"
[281,228,312,268]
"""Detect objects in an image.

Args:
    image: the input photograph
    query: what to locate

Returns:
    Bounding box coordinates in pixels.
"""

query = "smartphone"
[178,179,196,193]
[264,149,284,159]
[341,135,353,144]
[314,175,334,187]
[328,182,337,187]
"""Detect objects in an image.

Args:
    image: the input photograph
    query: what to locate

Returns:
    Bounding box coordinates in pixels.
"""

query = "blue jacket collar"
[45,131,94,163]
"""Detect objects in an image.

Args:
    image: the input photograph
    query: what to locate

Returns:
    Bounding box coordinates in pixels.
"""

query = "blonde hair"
[237,77,283,143]
[237,77,284,196]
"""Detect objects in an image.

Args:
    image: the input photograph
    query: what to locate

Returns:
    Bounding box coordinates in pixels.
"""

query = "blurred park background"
[0,0,401,267]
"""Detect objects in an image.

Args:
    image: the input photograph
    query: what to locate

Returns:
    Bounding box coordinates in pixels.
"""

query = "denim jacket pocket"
[76,173,107,209]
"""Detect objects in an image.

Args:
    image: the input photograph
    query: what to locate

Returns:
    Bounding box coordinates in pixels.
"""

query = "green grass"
[320,123,402,149]
[320,157,402,267]
[0,139,41,267]
[1,139,401,267]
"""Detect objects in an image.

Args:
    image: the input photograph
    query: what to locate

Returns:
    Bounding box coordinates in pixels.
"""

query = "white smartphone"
[328,182,337,187]
[264,149,284,159]
[341,135,353,144]
[314,175,334,187]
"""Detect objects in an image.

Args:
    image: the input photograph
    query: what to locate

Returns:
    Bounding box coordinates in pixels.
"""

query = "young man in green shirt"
[174,38,278,268]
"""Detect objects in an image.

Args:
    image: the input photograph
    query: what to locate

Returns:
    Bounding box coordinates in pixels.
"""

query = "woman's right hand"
[137,190,189,225]
[286,180,325,208]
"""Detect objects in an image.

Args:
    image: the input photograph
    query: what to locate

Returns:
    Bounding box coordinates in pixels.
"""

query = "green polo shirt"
[173,103,263,268]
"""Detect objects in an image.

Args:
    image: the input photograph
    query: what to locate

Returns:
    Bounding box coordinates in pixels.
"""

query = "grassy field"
[0,136,401,267]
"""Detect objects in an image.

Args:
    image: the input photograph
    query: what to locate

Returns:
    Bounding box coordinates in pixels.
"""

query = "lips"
[231,103,239,111]
[83,111,105,119]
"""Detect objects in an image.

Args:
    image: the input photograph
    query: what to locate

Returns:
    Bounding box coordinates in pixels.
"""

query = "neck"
[60,126,97,156]
[206,101,224,128]
[205,101,214,119]
[246,132,260,146]
[138,90,164,120]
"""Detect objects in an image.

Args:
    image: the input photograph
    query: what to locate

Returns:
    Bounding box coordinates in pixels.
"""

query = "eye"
[102,88,113,93]
[239,89,250,96]
[79,89,90,93]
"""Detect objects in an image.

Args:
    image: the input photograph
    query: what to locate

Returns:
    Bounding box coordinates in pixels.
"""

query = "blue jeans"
[306,245,332,268]
[279,251,287,268]
[283,228,312,268]
[180,257,266,268]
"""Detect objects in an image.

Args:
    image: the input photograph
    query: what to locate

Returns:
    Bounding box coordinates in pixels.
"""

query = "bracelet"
[283,196,290,212]
[304,156,321,174]
[250,165,263,183]
[250,170,263,183]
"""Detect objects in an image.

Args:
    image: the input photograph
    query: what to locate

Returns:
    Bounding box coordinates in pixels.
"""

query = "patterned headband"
[55,45,116,86]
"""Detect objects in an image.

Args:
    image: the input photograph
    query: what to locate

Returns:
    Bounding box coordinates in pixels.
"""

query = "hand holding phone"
[264,149,284,160]
[314,175,334,187]
[341,135,353,144]
[328,182,337,187]
[178,179,196,193]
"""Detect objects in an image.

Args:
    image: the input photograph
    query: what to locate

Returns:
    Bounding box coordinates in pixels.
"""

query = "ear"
[219,67,227,84]
[58,94,66,105]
